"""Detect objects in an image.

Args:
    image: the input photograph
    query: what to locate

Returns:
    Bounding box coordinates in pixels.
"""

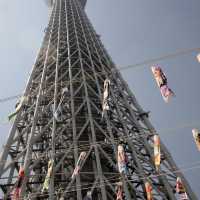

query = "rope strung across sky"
[0,121,199,165]
[0,46,199,104]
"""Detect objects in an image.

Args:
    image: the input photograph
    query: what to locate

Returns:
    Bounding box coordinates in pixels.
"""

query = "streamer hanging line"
[118,47,200,71]
[0,94,21,103]
[6,162,200,200]
[0,46,199,105]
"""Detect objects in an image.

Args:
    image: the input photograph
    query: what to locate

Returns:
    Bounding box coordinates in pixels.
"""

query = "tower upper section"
[44,0,53,7]
[79,0,87,8]
[44,0,87,8]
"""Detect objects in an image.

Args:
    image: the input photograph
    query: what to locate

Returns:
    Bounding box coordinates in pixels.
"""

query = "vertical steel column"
[50,0,62,198]
[73,1,109,199]
[64,0,82,199]
[20,1,58,196]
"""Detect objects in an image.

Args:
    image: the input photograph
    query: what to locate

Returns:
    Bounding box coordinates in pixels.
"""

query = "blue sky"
[0,0,200,196]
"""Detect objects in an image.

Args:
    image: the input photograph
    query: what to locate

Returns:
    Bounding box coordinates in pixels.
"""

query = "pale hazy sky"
[0,0,200,196]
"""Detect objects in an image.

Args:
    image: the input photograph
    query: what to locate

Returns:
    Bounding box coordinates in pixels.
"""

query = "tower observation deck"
[0,0,197,199]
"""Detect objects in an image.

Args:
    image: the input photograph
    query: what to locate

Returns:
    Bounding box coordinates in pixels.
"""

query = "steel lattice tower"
[0,0,197,199]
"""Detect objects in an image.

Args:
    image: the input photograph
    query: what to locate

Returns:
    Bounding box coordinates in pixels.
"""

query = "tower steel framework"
[0,0,197,199]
